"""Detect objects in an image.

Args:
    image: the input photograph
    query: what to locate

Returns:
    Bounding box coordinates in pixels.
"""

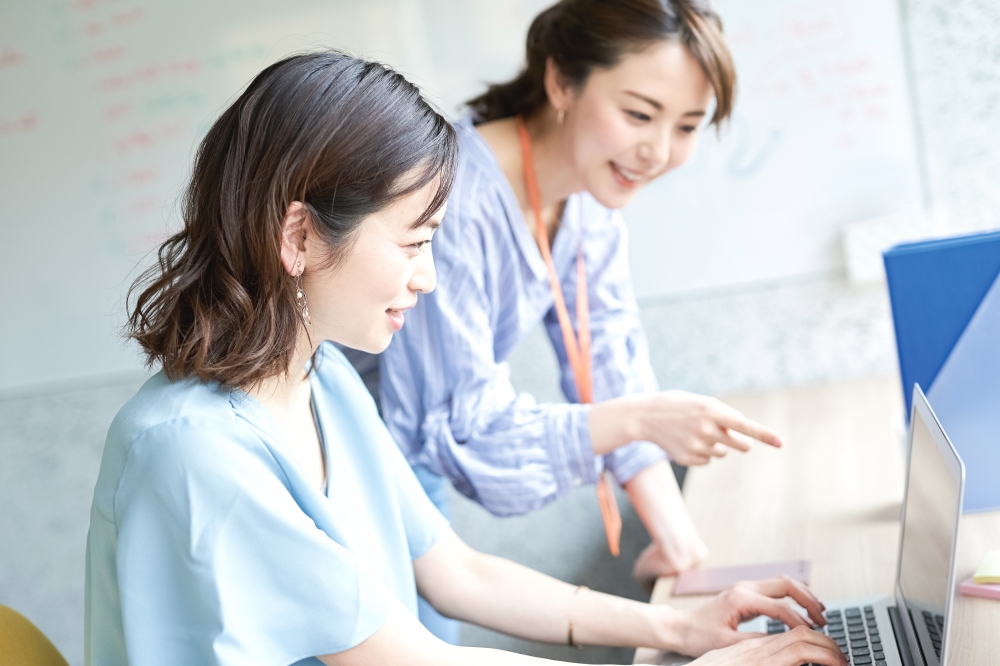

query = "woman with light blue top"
[84,50,844,666]
[380,1,786,639]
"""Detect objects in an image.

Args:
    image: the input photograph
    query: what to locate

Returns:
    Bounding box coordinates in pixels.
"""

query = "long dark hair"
[127,51,457,388]
[467,0,736,125]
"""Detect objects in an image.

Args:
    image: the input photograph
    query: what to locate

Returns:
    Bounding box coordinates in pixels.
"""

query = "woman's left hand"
[625,459,709,583]
[666,576,828,657]
[633,535,709,582]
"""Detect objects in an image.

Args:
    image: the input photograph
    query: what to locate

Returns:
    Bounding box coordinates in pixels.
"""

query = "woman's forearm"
[625,459,698,545]
[321,600,619,666]
[625,459,709,578]
[414,531,684,651]
[458,550,683,649]
[590,391,782,465]
[589,395,642,456]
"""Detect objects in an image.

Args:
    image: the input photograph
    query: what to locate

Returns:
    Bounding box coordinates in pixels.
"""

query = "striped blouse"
[379,116,666,516]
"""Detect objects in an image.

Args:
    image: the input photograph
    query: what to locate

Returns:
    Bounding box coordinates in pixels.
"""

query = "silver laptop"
[723,385,966,666]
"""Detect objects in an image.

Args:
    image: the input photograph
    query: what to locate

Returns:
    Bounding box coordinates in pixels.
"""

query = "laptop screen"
[896,401,963,661]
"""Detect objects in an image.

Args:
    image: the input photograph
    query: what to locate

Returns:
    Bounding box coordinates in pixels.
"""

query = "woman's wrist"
[649,603,691,654]
[624,393,649,442]
[589,395,646,455]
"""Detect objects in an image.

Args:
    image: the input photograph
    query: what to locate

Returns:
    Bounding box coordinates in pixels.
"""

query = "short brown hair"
[467,0,736,126]
[126,51,457,388]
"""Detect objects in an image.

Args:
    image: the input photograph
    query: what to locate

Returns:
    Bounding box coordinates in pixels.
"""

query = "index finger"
[715,428,753,453]
[748,576,827,627]
[744,595,814,630]
[713,405,783,448]
[766,626,847,665]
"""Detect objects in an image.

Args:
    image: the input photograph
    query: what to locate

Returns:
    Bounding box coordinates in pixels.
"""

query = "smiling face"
[554,40,713,209]
[295,179,443,354]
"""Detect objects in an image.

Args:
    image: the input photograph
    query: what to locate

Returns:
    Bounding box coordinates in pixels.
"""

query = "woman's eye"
[410,240,432,251]
[680,125,698,134]
[626,110,651,122]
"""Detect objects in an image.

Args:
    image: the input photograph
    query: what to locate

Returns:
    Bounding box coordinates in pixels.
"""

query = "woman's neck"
[477,106,580,242]
[247,333,317,413]
[246,331,327,490]
[521,107,579,209]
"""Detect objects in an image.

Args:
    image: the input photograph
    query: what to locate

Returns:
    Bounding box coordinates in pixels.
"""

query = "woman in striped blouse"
[378,0,787,643]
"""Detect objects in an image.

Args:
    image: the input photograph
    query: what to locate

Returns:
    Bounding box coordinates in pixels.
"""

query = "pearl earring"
[295,263,311,325]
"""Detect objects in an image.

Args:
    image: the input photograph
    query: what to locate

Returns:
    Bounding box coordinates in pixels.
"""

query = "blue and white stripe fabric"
[379,115,666,517]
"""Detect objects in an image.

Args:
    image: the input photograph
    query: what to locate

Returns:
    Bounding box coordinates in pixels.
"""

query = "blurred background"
[2,0,999,663]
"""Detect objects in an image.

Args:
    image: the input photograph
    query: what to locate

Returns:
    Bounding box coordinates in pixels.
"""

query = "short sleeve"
[113,416,390,666]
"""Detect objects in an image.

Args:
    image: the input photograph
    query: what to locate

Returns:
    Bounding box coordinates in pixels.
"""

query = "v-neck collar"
[229,372,331,497]
[462,116,583,284]
[306,389,328,495]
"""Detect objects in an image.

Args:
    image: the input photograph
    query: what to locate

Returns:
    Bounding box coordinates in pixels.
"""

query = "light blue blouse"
[84,343,447,666]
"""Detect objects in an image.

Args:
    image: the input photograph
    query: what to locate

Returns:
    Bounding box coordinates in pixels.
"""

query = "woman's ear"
[543,56,574,116]
[280,201,310,276]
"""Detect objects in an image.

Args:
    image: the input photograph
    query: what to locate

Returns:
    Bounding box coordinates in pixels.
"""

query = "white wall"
[0,0,930,392]
[906,0,1000,233]
[0,0,550,391]
[625,0,924,299]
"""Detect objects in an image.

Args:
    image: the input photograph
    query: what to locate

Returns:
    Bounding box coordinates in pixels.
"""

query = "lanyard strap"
[516,116,621,556]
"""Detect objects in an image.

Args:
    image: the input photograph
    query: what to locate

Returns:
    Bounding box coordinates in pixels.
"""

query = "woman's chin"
[360,334,394,355]
[589,180,644,210]
[330,330,394,355]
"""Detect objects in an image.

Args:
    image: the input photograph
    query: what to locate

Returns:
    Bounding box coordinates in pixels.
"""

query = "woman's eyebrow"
[624,91,707,118]
[624,90,663,110]
[409,217,442,231]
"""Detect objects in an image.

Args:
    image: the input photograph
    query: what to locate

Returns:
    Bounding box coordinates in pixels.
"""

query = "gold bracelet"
[567,585,589,648]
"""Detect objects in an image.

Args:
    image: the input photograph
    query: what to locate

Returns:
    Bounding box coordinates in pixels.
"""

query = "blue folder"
[884,231,1000,512]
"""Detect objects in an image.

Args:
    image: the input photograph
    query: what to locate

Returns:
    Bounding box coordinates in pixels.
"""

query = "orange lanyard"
[516,116,622,557]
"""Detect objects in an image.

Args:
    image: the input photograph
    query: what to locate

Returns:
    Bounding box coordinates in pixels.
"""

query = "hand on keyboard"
[767,605,888,666]
[672,576,830,657]
[688,626,848,666]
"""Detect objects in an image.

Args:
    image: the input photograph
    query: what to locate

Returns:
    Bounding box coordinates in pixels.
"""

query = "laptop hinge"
[889,605,918,666]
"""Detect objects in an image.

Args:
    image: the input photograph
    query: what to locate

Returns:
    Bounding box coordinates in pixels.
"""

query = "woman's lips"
[610,161,648,189]
[386,308,406,331]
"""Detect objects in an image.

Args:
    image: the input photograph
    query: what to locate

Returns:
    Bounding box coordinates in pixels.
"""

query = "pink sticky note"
[673,560,811,596]
[960,577,1000,601]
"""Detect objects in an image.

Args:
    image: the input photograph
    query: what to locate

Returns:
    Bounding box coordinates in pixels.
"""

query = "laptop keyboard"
[921,610,945,658]
[766,605,887,665]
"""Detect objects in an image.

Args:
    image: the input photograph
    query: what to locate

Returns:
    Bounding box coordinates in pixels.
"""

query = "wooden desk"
[634,376,1000,665]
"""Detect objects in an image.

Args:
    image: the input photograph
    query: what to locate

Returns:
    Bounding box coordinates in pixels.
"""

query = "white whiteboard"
[624,0,925,300]
[0,0,550,391]
[0,0,921,391]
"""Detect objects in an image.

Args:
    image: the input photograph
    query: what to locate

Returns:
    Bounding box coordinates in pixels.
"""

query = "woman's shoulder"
[449,115,513,210]
[433,116,522,261]
[107,372,238,449]
[92,372,262,523]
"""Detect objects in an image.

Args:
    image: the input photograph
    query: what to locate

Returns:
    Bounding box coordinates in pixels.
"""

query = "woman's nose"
[638,136,670,168]
[409,248,437,294]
